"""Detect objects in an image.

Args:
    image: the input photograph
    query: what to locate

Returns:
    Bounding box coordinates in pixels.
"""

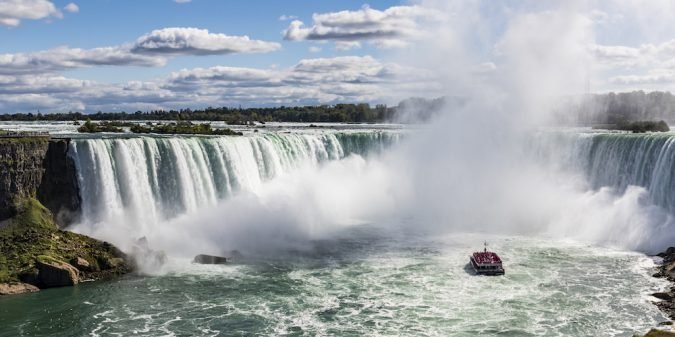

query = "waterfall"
[533,131,675,215]
[70,131,399,228]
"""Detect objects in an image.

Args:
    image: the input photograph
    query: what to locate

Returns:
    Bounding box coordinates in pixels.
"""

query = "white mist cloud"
[68,0,675,264]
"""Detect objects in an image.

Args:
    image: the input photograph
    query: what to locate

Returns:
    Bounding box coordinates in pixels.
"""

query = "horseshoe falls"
[2,125,674,337]
[536,132,675,217]
[70,131,400,232]
[68,129,675,255]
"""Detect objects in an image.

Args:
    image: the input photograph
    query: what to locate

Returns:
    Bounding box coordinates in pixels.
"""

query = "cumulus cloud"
[335,41,361,51]
[283,5,440,49]
[0,0,61,27]
[592,38,675,88]
[591,40,675,68]
[0,46,164,75]
[609,72,675,85]
[279,14,297,21]
[132,27,281,55]
[0,27,280,75]
[0,56,439,113]
[0,75,93,95]
[63,3,79,13]
[161,56,436,106]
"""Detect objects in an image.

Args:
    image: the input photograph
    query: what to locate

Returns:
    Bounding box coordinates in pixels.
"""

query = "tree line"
[0,104,391,123]
[0,97,452,124]
[558,91,675,124]
[14,91,674,125]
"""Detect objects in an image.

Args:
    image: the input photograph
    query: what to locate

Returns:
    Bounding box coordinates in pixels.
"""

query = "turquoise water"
[0,227,667,337]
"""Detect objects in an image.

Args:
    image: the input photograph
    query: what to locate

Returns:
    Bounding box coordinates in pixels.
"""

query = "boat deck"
[472,252,502,265]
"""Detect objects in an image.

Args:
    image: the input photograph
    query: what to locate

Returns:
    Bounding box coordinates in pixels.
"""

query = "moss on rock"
[0,197,132,287]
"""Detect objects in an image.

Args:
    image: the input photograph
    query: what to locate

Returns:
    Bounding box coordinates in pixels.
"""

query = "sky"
[0,0,674,113]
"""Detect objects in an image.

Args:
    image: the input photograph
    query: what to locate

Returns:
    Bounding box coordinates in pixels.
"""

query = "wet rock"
[37,139,81,227]
[0,138,49,221]
[36,257,79,287]
[658,247,675,258]
[653,292,674,301]
[70,257,91,271]
[131,237,167,270]
[98,256,124,270]
[18,268,39,285]
[641,328,675,337]
[193,254,228,264]
[0,282,39,295]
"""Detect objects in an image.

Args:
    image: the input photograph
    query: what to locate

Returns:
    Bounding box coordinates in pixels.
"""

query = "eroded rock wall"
[0,138,50,221]
[37,139,81,226]
[0,137,81,226]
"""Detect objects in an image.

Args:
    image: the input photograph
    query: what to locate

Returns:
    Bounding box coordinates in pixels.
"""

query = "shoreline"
[653,248,675,321]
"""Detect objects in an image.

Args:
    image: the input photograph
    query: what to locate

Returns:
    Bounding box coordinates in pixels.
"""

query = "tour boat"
[469,242,505,276]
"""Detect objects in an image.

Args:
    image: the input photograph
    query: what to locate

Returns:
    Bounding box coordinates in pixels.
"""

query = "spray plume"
[71,1,675,269]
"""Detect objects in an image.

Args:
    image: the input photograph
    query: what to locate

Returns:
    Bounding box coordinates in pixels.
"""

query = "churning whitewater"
[67,128,675,255]
[1,124,675,337]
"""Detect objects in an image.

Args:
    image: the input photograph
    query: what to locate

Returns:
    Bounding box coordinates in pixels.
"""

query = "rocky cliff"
[37,139,81,226]
[0,137,50,222]
[0,136,131,294]
[0,137,81,226]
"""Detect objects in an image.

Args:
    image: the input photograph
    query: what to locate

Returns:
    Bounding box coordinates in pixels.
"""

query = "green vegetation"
[6,103,394,123]
[0,198,130,283]
[77,120,244,135]
[77,119,124,133]
[130,122,243,136]
[0,97,451,124]
[0,137,49,145]
[596,120,671,133]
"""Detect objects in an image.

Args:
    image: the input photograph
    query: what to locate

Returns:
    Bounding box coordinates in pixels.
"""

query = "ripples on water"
[0,228,667,337]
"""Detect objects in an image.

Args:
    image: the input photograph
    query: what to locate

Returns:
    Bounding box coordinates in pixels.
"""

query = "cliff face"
[37,139,81,226]
[0,137,81,226]
[0,137,132,293]
[0,138,50,221]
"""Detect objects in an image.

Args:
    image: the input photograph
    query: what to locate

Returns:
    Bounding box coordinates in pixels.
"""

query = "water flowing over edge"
[535,131,675,215]
[69,131,401,234]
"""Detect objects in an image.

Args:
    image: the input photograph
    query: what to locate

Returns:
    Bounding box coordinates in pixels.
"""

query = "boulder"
[70,257,91,271]
[36,257,79,287]
[131,237,167,270]
[642,329,675,337]
[653,292,674,301]
[0,282,39,295]
[193,254,228,264]
[97,256,124,269]
[664,262,675,279]
[660,247,675,263]
[658,247,675,258]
